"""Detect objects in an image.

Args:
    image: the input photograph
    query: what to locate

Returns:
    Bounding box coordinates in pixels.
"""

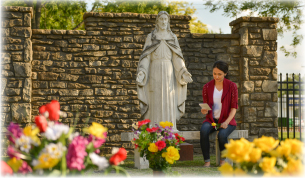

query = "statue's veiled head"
[155,11,171,32]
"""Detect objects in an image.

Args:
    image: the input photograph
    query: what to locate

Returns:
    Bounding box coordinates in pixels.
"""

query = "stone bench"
[121,130,248,169]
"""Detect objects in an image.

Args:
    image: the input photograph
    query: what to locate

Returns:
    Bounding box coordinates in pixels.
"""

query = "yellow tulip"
[211,122,216,127]
[159,121,173,128]
[222,138,254,163]
[34,153,60,170]
[7,157,23,172]
[148,143,158,152]
[23,125,41,145]
[249,147,262,163]
[253,136,279,153]
[259,157,276,173]
[218,162,234,176]
[83,122,108,139]
[161,146,180,164]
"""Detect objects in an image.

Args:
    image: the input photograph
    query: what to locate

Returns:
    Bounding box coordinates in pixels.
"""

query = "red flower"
[39,105,46,114]
[180,137,185,142]
[35,115,48,132]
[109,148,127,166]
[155,140,166,151]
[1,161,13,175]
[135,144,138,149]
[138,119,151,128]
[46,100,60,121]
[174,133,185,143]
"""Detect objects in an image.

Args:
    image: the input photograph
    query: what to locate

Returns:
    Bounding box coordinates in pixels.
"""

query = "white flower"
[111,147,120,155]
[44,142,66,159]
[31,159,39,166]
[43,123,69,140]
[16,135,32,153]
[89,153,109,170]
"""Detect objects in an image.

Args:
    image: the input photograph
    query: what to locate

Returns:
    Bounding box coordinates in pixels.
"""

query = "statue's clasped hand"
[136,71,145,83]
[182,72,193,83]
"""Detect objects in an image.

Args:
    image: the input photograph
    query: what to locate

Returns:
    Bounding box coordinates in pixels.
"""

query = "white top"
[212,86,223,119]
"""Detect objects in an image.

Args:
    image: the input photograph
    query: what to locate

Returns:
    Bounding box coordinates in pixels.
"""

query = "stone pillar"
[230,17,279,140]
[1,6,33,147]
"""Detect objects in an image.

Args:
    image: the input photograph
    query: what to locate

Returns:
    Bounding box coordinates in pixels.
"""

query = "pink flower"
[7,123,23,144]
[138,119,150,127]
[66,136,89,171]
[7,145,19,159]
[18,161,32,174]
[155,140,166,151]
[87,134,106,148]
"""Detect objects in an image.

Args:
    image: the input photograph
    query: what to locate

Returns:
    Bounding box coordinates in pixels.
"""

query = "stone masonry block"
[13,62,31,77]
[241,81,254,93]
[242,46,263,57]
[240,94,250,106]
[261,51,277,67]
[262,80,278,92]
[11,103,31,123]
[262,29,277,40]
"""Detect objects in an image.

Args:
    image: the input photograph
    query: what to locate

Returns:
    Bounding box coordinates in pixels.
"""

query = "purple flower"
[7,123,23,144]
[66,136,89,171]
[18,161,32,174]
[87,134,106,148]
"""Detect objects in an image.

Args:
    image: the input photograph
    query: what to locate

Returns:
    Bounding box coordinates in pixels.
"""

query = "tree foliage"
[2,0,88,30]
[95,0,210,33]
[203,0,304,58]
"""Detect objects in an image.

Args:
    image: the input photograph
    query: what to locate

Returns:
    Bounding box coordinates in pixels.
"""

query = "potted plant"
[132,119,185,175]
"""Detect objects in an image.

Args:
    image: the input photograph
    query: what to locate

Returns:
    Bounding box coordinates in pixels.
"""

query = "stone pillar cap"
[229,16,279,26]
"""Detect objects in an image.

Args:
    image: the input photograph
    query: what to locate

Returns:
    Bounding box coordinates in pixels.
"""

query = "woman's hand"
[220,122,228,129]
[201,109,208,115]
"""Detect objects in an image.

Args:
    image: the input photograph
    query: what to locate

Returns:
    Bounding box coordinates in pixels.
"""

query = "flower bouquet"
[218,136,304,176]
[2,100,128,176]
[132,119,185,172]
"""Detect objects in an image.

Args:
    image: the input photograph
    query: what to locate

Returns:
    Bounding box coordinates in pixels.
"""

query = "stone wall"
[1,6,279,155]
[1,6,33,134]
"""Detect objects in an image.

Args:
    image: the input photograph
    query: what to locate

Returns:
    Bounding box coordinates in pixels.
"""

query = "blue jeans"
[200,121,236,162]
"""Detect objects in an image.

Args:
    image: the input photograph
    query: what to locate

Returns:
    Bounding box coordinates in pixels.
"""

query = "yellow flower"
[253,136,279,153]
[234,168,247,176]
[259,157,276,173]
[34,153,60,170]
[281,139,303,155]
[218,162,234,176]
[282,158,303,176]
[148,143,158,152]
[222,138,254,163]
[161,146,180,164]
[274,142,291,157]
[23,125,41,145]
[159,121,173,128]
[249,147,262,163]
[7,157,23,172]
[211,122,216,127]
[83,122,108,139]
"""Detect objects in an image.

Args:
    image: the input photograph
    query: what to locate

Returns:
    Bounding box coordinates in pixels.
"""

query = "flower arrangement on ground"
[2,100,128,176]
[132,119,185,171]
[218,136,304,176]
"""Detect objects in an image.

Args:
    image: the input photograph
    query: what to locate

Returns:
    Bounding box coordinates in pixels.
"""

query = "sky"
[86,0,305,76]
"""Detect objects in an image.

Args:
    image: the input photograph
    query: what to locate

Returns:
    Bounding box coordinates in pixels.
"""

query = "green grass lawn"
[91,154,221,177]
[278,131,305,141]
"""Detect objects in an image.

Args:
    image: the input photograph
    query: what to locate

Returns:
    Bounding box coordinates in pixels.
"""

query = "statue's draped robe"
[137,32,188,131]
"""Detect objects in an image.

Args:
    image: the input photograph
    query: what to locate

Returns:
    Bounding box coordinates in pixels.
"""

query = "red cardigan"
[202,78,238,126]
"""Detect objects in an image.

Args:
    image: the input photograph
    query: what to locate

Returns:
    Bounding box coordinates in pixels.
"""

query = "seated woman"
[200,60,238,167]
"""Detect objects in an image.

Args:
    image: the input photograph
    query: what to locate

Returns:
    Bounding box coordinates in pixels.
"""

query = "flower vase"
[152,169,165,177]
